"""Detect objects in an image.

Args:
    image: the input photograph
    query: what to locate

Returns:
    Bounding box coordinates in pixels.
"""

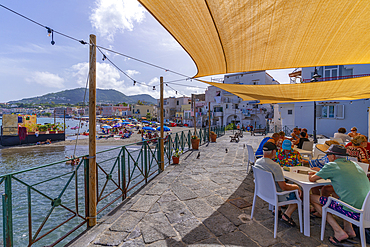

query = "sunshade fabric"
[139,0,370,78]
[204,76,370,104]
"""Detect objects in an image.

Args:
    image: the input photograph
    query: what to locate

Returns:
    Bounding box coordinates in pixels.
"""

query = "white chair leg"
[360,226,366,247]
[298,202,303,233]
[269,203,274,211]
[321,208,327,241]
[274,205,278,238]
[251,195,257,219]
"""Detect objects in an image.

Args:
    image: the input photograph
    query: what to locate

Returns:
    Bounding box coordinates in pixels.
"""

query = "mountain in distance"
[8,88,158,105]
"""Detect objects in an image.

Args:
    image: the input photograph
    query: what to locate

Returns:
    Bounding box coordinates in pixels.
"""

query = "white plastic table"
[282,167,331,237]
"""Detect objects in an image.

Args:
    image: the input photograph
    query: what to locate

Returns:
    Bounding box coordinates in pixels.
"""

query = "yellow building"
[132,104,158,119]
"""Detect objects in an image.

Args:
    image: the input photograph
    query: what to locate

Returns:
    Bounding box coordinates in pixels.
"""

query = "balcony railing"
[302,73,370,83]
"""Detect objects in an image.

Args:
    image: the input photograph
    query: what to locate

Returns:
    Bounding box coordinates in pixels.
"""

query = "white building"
[275,64,370,137]
[205,71,278,128]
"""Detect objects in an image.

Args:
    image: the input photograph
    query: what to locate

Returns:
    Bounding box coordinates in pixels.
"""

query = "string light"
[0,3,213,94]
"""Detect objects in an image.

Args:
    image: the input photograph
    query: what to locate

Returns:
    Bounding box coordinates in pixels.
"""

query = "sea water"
[0,143,156,246]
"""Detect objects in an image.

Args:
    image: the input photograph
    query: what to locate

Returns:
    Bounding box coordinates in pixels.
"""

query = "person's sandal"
[280,213,296,227]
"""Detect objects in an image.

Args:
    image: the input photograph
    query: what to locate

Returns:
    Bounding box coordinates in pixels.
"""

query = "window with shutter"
[336,105,344,119]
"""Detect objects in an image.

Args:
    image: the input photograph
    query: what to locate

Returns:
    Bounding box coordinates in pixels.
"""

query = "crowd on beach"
[254,126,370,245]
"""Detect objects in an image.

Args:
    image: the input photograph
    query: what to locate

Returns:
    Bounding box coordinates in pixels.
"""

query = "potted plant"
[191,135,200,150]
[172,148,183,164]
[210,131,217,142]
[38,124,48,134]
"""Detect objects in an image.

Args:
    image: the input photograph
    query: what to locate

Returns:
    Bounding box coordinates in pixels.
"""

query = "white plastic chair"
[302,141,314,151]
[246,144,255,173]
[355,161,369,173]
[251,166,302,238]
[321,191,370,247]
[348,156,358,162]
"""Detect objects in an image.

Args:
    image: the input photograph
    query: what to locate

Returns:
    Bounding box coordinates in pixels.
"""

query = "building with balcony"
[157,96,191,123]
[205,71,277,128]
[276,64,370,137]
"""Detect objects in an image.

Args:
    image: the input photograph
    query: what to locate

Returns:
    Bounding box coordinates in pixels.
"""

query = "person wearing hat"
[273,139,309,167]
[348,126,360,139]
[255,142,302,227]
[309,144,370,245]
[346,135,369,165]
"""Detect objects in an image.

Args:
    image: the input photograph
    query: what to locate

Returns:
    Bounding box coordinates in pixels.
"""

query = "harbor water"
[0,118,163,246]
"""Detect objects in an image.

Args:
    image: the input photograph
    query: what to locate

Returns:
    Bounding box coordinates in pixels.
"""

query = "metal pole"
[3,176,13,247]
[313,101,317,143]
[160,77,164,171]
[88,34,97,226]
[63,110,66,132]
[208,102,211,141]
[192,94,196,135]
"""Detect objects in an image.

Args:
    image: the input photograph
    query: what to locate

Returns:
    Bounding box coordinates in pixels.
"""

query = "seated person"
[301,128,308,138]
[277,131,286,148]
[309,145,370,244]
[267,133,280,145]
[334,127,351,143]
[346,135,369,164]
[297,132,309,149]
[255,136,273,157]
[289,127,301,145]
[273,139,308,167]
[255,142,302,227]
[348,126,360,139]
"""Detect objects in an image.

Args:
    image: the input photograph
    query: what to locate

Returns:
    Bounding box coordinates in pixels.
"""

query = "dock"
[69,131,337,246]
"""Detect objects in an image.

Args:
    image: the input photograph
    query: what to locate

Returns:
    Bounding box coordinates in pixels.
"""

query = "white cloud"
[26,71,65,88]
[90,0,146,42]
[71,62,125,89]
[126,69,139,77]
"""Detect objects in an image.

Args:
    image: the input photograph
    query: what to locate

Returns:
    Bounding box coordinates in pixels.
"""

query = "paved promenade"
[70,131,345,246]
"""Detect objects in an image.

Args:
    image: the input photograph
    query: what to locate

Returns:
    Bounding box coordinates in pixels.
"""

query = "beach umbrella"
[156,126,171,132]
[143,126,155,131]
[71,126,79,130]
[113,124,121,128]
[102,125,112,129]
[142,120,150,123]
[121,121,130,125]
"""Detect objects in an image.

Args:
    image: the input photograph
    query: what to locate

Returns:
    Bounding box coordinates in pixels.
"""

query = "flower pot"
[191,138,200,150]
[172,156,179,164]
[39,131,46,135]
[27,132,35,135]
[210,134,217,142]
[49,131,56,134]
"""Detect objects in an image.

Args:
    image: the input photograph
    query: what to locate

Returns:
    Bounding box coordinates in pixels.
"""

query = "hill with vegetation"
[8,88,157,105]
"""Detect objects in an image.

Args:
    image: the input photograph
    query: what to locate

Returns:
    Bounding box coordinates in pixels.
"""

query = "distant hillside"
[8,88,157,105]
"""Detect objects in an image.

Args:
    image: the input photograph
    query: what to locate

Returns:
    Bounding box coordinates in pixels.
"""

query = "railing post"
[121,147,126,201]
[2,175,13,247]
[144,142,148,183]
[83,158,90,228]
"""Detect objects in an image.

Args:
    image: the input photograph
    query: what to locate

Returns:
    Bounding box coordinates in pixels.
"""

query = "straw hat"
[316,140,340,153]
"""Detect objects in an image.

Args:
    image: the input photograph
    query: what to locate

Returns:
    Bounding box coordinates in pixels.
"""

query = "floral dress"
[273,149,303,167]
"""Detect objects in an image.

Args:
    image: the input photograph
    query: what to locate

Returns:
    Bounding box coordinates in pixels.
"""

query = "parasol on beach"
[71,126,79,130]
[102,125,112,129]
[143,126,155,131]
[156,126,171,131]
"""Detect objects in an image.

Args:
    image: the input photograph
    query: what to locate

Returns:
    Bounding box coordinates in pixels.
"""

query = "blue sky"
[0,0,292,102]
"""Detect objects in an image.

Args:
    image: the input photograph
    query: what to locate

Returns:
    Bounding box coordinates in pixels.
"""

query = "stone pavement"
[69,130,356,247]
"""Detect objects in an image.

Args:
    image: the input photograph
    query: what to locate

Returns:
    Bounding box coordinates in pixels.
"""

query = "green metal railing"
[0,126,225,246]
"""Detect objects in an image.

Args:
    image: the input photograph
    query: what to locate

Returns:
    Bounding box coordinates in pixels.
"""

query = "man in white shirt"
[334,127,351,142]
[255,142,302,227]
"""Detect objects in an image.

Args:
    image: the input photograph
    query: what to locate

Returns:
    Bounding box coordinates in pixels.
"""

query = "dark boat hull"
[0,133,65,146]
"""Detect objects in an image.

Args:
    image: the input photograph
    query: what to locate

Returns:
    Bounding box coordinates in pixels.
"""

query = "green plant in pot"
[172,148,183,164]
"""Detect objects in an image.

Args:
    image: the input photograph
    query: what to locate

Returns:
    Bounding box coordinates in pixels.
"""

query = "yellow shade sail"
[204,76,370,104]
[139,0,370,78]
